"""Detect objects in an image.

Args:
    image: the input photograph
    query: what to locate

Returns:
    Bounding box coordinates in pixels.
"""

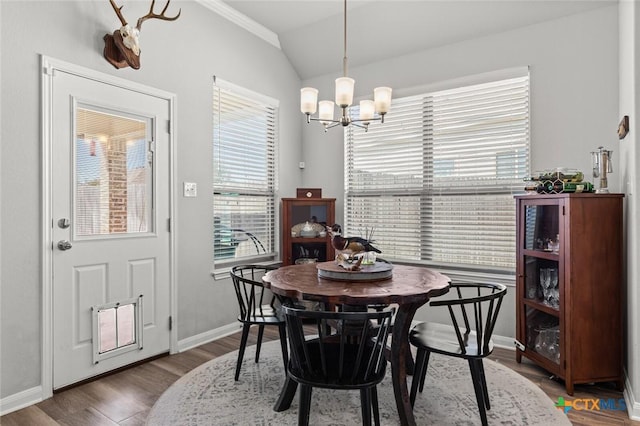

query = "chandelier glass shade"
[300,0,392,132]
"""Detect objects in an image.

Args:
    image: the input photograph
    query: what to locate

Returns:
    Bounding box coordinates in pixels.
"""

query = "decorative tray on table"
[316,260,393,282]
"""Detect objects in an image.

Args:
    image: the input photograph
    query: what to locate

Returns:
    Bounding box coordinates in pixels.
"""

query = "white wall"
[619,0,640,418]
[0,0,301,402]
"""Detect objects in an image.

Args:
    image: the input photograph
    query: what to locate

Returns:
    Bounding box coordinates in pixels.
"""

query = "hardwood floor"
[2,327,638,425]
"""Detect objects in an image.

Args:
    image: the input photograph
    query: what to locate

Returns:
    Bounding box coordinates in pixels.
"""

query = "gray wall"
[300,5,621,340]
[0,0,301,400]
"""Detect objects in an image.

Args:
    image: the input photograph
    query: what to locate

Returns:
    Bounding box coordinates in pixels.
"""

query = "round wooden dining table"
[263,261,451,426]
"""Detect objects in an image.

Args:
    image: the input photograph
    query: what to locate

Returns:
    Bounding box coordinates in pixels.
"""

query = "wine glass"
[549,268,559,308]
[540,268,551,305]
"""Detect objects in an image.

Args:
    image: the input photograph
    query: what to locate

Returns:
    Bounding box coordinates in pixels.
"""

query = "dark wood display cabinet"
[281,197,335,266]
[514,193,624,395]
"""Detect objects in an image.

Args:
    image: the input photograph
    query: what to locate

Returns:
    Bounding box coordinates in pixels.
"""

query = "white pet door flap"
[92,295,143,364]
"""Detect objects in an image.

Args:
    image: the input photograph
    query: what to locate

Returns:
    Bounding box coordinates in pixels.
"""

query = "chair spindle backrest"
[283,306,394,386]
[431,283,506,356]
[230,265,278,321]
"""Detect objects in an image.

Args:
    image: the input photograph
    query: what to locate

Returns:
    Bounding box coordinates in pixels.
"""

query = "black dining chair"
[230,264,288,381]
[409,282,507,426]
[282,305,394,426]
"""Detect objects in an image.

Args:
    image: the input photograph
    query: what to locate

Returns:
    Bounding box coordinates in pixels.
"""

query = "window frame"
[212,77,279,273]
[344,68,530,279]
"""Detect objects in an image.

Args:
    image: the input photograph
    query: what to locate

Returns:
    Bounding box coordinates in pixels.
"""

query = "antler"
[136,0,181,30]
[108,0,128,26]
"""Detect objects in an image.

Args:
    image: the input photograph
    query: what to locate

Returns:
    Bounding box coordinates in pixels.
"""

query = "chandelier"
[300,0,392,132]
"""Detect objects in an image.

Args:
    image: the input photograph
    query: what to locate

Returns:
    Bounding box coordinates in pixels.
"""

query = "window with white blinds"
[345,73,529,273]
[213,78,278,266]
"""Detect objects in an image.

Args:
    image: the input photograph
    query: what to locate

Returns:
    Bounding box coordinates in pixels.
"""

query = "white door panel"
[51,70,171,389]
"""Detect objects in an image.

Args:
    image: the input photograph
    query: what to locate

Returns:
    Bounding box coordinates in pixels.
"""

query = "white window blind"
[213,78,278,266]
[345,73,529,273]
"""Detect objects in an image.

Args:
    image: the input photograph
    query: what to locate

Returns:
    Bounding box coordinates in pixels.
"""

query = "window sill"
[211,258,282,281]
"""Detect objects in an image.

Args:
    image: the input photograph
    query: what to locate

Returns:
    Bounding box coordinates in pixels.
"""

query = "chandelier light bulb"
[374,87,392,114]
[318,100,335,125]
[359,100,375,123]
[335,77,355,107]
[300,87,319,114]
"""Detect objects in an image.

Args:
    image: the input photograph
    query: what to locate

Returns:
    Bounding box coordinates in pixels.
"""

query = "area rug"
[147,340,570,425]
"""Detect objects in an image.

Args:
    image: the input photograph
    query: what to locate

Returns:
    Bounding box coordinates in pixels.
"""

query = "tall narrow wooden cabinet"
[515,193,624,395]
[281,197,335,266]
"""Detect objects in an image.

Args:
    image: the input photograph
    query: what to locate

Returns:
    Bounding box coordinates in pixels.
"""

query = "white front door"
[50,69,172,389]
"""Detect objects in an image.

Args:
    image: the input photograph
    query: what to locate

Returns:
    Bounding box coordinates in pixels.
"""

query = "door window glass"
[75,105,153,237]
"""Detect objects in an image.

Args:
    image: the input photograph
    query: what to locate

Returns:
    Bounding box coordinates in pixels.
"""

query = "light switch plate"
[183,182,197,197]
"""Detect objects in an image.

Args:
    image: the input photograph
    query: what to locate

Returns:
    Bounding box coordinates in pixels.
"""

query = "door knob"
[57,240,73,251]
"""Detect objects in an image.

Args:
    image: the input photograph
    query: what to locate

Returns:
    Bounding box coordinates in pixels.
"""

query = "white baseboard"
[492,334,518,351]
[410,320,516,352]
[0,386,43,416]
[0,324,242,416]
[624,374,640,420]
[177,322,242,353]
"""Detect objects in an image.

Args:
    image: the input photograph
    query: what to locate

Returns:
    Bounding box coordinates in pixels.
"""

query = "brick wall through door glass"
[75,106,152,236]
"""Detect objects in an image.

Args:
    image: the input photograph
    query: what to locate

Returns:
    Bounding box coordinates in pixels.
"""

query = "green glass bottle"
[557,181,595,193]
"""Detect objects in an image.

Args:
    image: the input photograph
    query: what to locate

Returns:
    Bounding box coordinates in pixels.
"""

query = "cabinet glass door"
[291,204,329,227]
[524,204,560,252]
[521,201,562,367]
[287,202,332,264]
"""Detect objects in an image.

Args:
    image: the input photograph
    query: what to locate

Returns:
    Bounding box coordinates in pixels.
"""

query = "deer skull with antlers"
[103,0,181,70]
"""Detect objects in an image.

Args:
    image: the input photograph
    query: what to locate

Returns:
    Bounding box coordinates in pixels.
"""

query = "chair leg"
[478,359,490,410]
[273,376,297,412]
[468,359,488,426]
[298,384,313,426]
[410,348,427,407]
[371,386,380,426]
[360,388,372,426]
[255,324,265,363]
[278,323,288,372]
[235,323,251,381]
[418,350,431,393]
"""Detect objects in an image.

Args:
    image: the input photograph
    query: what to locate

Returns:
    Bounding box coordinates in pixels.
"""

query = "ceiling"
[218,0,615,81]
